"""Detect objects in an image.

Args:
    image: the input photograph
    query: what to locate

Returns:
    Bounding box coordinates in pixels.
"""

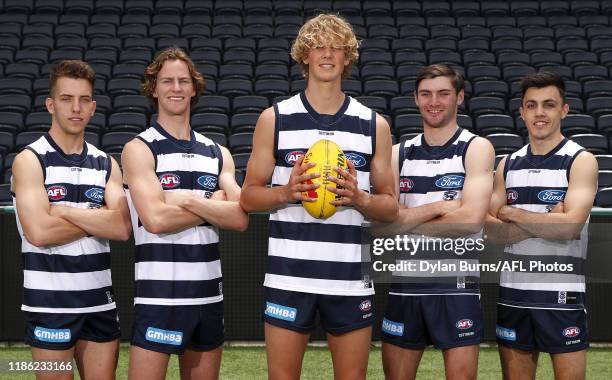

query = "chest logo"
[399,177,414,192]
[85,188,104,203]
[537,190,565,204]
[47,185,67,200]
[159,173,181,189]
[345,152,366,168]
[506,190,519,204]
[435,175,464,189]
[285,151,305,165]
[197,175,217,190]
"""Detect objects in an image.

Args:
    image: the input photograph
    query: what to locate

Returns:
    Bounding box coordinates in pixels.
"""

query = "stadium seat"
[0,79,31,95]
[393,114,423,136]
[254,79,290,99]
[229,132,254,154]
[595,155,612,171]
[219,64,252,80]
[390,96,419,116]
[16,131,45,150]
[0,95,31,114]
[486,133,524,155]
[191,113,229,135]
[108,113,146,133]
[570,134,609,154]
[561,114,596,136]
[25,112,52,131]
[476,115,515,135]
[202,132,227,148]
[598,171,612,188]
[231,114,259,134]
[232,153,250,172]
[356,96,387,115]
[469,97,506,116]
[217,79,253,97]
[101,132,138,153]
[0,132,15,156]
[232,96,269,114]
[113,95,150,114]
[595,187,612,207]
[192,96,230,115]
[586,97,612,119]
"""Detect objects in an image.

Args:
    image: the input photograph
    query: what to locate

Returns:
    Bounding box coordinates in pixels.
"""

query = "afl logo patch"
[345,152,366,168]
[85,188,104,203]
[537,190,565,204]
[399,177,414,192]
[435,175,464,189]
[456,319,474,330]
[159,173,181,189]
[506,190,518,204]
[47,185,67,200]
[197,175,217,190]
[359,299,372,312]
[562,326,580,338]
[285,151,304,165]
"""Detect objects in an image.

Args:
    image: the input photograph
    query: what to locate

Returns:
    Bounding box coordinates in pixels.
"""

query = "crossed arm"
[12,150,131,247]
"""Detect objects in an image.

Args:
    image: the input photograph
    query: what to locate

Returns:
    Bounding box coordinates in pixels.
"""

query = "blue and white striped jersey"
[14,134,115,314]
[500,138,588,309]
[392,128,482,295]
[126,123,224,306]
[265,92,376,296]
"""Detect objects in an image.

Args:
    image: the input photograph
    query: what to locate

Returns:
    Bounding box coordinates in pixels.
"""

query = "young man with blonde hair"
[12,60,131,379]
[241,14,397,379]
[122,47,248,380]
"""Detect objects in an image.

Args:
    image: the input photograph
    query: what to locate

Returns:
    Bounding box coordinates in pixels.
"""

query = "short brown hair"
[415,64,465,94]
[291,13,359,80]
[49,60,96,97]
[520,71,566,102]
[142,47,205,107]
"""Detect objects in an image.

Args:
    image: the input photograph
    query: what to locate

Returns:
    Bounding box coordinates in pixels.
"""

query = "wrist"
[354,190,370,210]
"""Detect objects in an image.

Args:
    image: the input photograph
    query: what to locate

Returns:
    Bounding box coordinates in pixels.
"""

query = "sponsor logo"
[443,190,458,200]
[563,326,580,338]
[85,187,104,203]
[34,327,71,343]
[435,175,464,189]
[265,302,297,322]
[399,177,414,192]
[496,326,516,341]
[456,319,474,330]
[145,327,183,345]
[159,173,180,189]
[506,189,518,204]
[285,151,305,165]
[558,291,567,304]
[382,318,404,336]
[359,299,372,312]
[537,190,566,204]
[345,152,366,168]
[197,175,217,190]
[47,185,67,200]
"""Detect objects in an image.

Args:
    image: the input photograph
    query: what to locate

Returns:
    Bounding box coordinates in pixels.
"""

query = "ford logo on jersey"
[47,185,67,201]
[34,327,71,343]
[435,175,464,189]
[145,327,183,346]
[562,326,580,338]
[537,190,566,203]
[85,188,104,203]
[399,177,414,192]
[506,189,519,204]
[197,175,217,190]
[159,173,180,189]
[285,151,304,165]
[456,319,474,330]
[345,152,366,168]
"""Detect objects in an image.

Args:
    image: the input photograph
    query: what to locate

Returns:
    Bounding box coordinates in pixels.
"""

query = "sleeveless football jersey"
[500,138,588,309]
[265,92,375,296]
[14,134,115,313]
[126,123,223,306]
[391,128,482,295]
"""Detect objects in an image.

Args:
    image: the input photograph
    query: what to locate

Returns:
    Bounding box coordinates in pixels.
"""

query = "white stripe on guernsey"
[400,157,465,177]
[29,137,56,154]
[139,127,166,143]
[23,269,112,291]
[277,130,373,153]
[400,192,453,207]
[45,166,107,186]
[558,140,584,155]
[506,238,587,259]
[389,292,480,297]
[406,129,474,148]
[22,235,109,255]
[509,204,549,213]
[85,143,108,158]
[133,223,219,245]
[135,260,222,281]
[500,275,585,292]
[155,153,219,173]
[22,303,116,314]
[391,259,480,277]
[268,238,362,262]
[264,274,375,296]
[194,132,217,146]
[269,203,364,225]
[497,302,585,311]
[134,295,223,306]
[271,166,370,192]
[506,169,568,188]
[345,98,374,120]
[276,95,308,115]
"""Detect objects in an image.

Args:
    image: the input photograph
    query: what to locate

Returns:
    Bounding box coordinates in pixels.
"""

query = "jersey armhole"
[104,155,112,184]
[566,149,586,182]
[135,136,157,171]
[273,103,280,160]
[461,135,477,171]
[371,110,377,156]
[24,146,46,182]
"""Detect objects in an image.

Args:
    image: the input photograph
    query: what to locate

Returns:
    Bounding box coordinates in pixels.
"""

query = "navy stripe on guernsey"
[393,128,482,295]
[500,139,588,309]
[126,123,223,306]
[13,134,115,313]
[266,92,376,296]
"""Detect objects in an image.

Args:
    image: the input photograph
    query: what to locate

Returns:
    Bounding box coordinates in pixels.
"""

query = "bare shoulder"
[257,106,276,126]
[12,148,39,173]
[375,113,390,130]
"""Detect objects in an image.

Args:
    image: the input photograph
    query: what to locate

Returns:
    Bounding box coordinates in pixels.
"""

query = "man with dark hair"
[381,64,495,380]
[122,47,248,380]
[488,71,597,380]
[12,60,131,379]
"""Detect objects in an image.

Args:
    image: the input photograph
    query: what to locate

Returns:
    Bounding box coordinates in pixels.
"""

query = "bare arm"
[328,114,398,222]
[497,151,598,240]
[121,138,204,235]
[239,107,319,212]
[12,150,88,247]
[50,157,132,241]
[165,146,249,231]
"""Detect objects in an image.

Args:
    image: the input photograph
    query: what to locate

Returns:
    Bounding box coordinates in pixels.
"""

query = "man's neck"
[529,133,565,155]
[156,112,191,140]
[48,126,84,155]
[304,80,345,115]
[423,123,459,146]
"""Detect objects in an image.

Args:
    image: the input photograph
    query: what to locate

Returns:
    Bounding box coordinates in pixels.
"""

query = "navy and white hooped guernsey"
[392,127,482,295]
[266,92,375,296]
[126,123,224,306]
[500,139,588,310]
[13,134,115,314]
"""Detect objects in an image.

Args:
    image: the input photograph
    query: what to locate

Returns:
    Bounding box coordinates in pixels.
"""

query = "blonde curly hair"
[291,13,360,80]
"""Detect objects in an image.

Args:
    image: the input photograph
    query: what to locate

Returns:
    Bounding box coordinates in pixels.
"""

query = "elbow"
[227,212,249,232]
[142,216,168,235]
[239,197,255,214]
[116,226,132,241]
[27,232,50,248]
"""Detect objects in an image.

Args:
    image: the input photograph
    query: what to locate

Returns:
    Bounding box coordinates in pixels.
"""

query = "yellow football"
[301,139,348,219]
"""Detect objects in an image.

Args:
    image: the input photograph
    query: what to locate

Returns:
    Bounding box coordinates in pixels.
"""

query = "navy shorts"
[24,309,120,350]
[263,287,375,335]
[382,294,483,350]
[131,302,224,355]
[496,303,589,353]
